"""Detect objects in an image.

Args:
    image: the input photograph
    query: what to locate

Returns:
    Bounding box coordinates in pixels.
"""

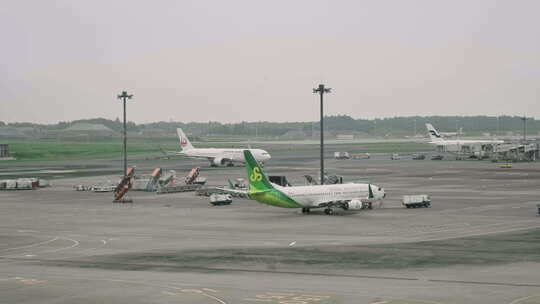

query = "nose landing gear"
[301,208,311,214]
[324,208,334,215]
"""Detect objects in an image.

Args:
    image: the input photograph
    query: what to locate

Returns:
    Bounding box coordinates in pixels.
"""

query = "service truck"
[402,195,431,208]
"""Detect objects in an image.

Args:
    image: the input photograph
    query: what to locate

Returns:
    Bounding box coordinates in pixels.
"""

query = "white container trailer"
[38,179,50,187]
[16,180,34,190]
[6,180,17,190]
[402,195,431,208]
[334,152,350,159]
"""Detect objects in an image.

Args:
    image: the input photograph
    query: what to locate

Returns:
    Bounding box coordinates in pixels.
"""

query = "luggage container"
[412,153,426,160]
[5,180,17,190]
[16,179,34,190]
[38,179,50,187]
[193,177,207,185]
[92,184,116,192]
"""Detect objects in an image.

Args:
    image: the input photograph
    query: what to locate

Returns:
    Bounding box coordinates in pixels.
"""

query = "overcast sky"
[1,0,539,124]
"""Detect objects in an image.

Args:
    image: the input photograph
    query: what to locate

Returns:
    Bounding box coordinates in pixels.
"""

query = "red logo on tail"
[180,138,188,147]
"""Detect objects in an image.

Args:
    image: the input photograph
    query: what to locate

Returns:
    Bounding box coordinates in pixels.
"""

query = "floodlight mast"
[521,116,527,142]
[313,84,331,185]
[117,91,133,178]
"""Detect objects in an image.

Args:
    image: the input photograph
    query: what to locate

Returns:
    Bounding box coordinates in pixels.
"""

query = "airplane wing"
[312,184,377,208]
[159,147,186,157]
[214,187,248,196]
[312,198,374,210]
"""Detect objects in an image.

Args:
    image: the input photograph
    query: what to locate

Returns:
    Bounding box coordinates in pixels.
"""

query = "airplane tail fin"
[243,150,274,192]
[425,123,442,141]
[176,128,194,150]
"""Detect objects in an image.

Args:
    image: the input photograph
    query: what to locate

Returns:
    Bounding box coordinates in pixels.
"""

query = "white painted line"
[201,292,228,304]
[162,291,179,296]
[0,237,59,252]
[509,295,539,304]
[202,288,219,293]
[39,237,79,253]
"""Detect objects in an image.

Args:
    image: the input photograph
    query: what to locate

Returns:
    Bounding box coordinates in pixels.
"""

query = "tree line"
[0,115,537,137]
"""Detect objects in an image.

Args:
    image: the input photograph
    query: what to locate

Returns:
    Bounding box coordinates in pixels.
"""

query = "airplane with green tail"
[242,150,385,215]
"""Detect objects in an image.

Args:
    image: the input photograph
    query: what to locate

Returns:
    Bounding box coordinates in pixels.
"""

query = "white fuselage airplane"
[439,127,463,138]
[426,123,504,156]
[241,150,386,215]
[174,128,271,167]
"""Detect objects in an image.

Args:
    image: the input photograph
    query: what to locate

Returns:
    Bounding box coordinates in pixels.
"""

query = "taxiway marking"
[509,295,540,304]
[0,237,59,252]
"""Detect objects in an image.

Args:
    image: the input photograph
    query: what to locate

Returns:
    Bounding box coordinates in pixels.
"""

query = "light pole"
[496,116,500,137]
[521,116,527,142]
[117,91,133,178]
[313,84,331,185]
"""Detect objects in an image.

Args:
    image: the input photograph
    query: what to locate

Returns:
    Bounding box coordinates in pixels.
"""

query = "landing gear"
[226,162,234,167]
[301,208,311,214]
[324,208,334,215]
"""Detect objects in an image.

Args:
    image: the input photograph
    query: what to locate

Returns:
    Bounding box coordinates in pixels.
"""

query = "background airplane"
[439,127,463,138]
[167,128,271,167]
[426,123,504,157]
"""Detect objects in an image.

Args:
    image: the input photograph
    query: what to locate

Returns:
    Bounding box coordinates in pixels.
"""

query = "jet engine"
[212,157,228,166]
[342,199,363,210]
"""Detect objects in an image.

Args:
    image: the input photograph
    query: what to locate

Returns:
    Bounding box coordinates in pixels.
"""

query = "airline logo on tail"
[250,167,263,182]
[425,123,442,141]
[244,150,274,192]
[177,128,194,150]
[243,150,301,208]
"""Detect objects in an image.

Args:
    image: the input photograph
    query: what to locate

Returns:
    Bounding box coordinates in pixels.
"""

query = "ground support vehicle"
[210,193,232,206]
[403,195,431,208]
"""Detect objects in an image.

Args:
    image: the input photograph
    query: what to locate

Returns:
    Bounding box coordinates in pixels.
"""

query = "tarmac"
[1,147,540,304]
